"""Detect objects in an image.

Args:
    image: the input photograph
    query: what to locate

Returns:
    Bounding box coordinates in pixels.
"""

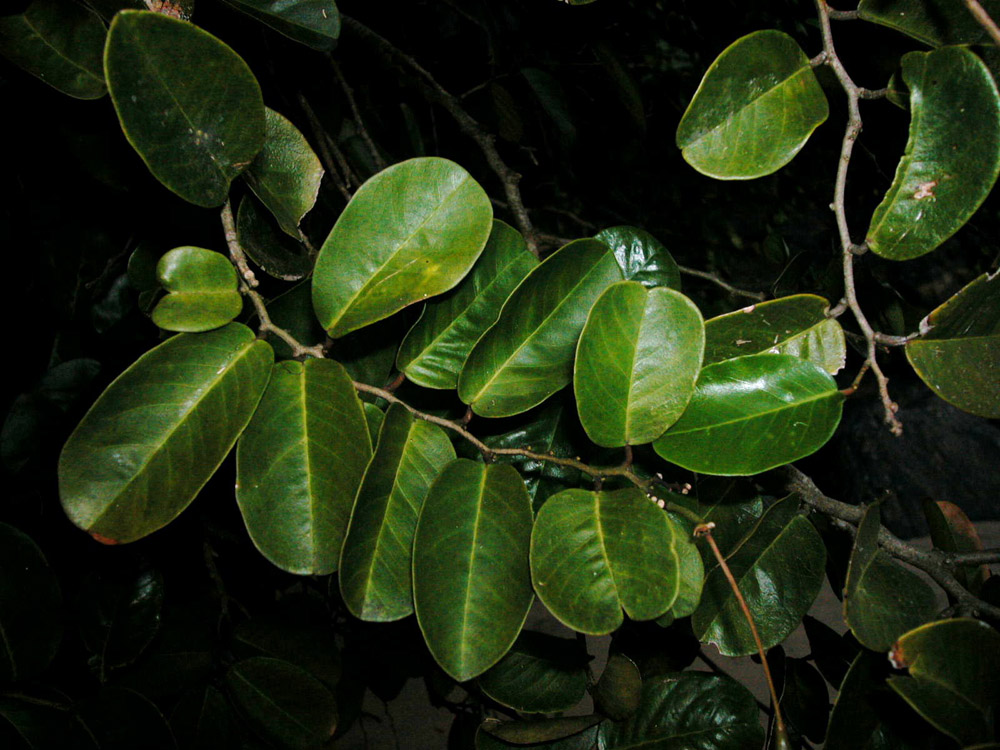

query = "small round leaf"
[151,247,243,333]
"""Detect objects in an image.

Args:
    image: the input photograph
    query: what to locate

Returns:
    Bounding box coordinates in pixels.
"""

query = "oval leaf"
[459,239,623,417]
[662,512,705,620]
[104,10,265,207]
[653,353,844,476]
[692,497,825,656]
[594,226,681,290]
[339,403,456,621]
[906,271,1000,418]
[530,488,681,635]
[397,220,539,389]
[575,281,705,447]
[222,0,340,50]
[703,295,846,375]
[866,47,1000,260]
[236,195,313,281]
[825,650,892,750]
[676,30,828,180]
[312,157,493,337]
[922,499,990,595]
[479,716,601,747]
[594,654,642,721]
[59,323,274,544]
[858,0,1000,46]
[236,358,371,575]
[151,247,243,333]
[413,460,534,681]
[0,0,107,99]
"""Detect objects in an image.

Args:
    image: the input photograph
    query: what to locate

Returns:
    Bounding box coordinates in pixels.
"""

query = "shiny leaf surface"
[594,226,681,290]
[222,0,340,50]
[312,157,493,337]
[858,0,1000,46]
[59,324,273,544]
[866,47,1000,260]
[654,354,843,475]
[413,460,534,681]
[676,30,828,179]
[151,247,243,333]
[236,358,371,575]
[236,195,312,281]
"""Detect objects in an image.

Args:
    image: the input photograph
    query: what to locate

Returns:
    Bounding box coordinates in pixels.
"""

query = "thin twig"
[964,0,1000,46]
[827,8,860,20]
[331,58,386,171]
[949,549,1000,566]
[222,200,259,288]
[677,265,767,301]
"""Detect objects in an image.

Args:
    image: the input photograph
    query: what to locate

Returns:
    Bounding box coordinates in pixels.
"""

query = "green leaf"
[339,404,456,621]
[676,30,828,180]
[906,271,1000,418]
[233,607,341,690]
[170,686,240,750]
[477,631,589,714]
[413,460,534,681]
[694,478,766,561]
[104,10,265,207]
[226,657,338,749]
[243,108,324,237]
[530,488,681,635]
[866,47,1000,260]
[598,672,765,749]
[654,354,844,475]
[0,0,107,99]
[703,295,846,375]
[236,195,313,281]
[363,402,384,444]
[887,618,1000,745]
[150,247,243,333]
[236,358,371,575]
[479,716,601,747]
[843,504,937,651]
[459,239,623,417]
[77,686,176,750]
[0,523,62,682]
[59,324,273,544]
[312,157,493,337]
[779,656,830,744]
[594,226,681,290]
[261,281,325,359]
[824,650,886,750]
[692,497,825,656]
[858,0,1000,46]
[574,281,705,447]
[397,220,538,389]
[922,500,990,596]
[595,653,642,721]
[222,0,340,51]
[662,512,704,620]
[0,696,82,750]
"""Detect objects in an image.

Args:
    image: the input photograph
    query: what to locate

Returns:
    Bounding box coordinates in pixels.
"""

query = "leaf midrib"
[661,387,835,437]
[19,12,104,84]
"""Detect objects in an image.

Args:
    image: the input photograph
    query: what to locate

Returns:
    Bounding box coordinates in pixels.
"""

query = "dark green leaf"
[802,615,857,689]
[169,687,239,750]
[779,656,829,744]
[312,157,493,337]
[922,500,990,596]
[703,294,845,375]
[692,497,825,656]
[222,0,340,51]
[866,47,1000,260]
[530,488,681,635]
[459,239,622,417]
[397,220,538,389]
[858,0,1000,46]
[676,30,828,179]
[233,608,341,690]
[339,403,455,621]
[262,282,325,359]
[413,460,534,681]
[574,281,704,447]
[363,402,384,444]
[151,247,242,333]
[594,226,681,290]
[76,687,176,750]
[59,324,273,544]
[0,0,106,99]
[236,358,370,575]
[694,478,766,560]
[843,504,937,651]
[906,271,1000,418]
[595,653,642,721]
[654,354,844,475]
[237,195,312,282]
[479,717,601,747]
[104,10,265,207]
[521,67,577,144]
[0,696,82,750]
[662,512,704,619]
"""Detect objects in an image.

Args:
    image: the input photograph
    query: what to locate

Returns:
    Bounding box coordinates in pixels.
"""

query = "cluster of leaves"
[1,1,999,749]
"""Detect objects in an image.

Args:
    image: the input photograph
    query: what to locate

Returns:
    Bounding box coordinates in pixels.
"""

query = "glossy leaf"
[692,497,825,656]
[866,47,1000,260]
[888,618,1000,745]
[226,657,338,749]
[906,271,1000,418]
[459,239,623,417]
[312,157,493,337]
[236,358,370,575]
[104,10,265,207]
[574,281,704,447]
[76,687,176,750]
[0,523,62,682]
[694,478,765,561]
[339,404,455,621]
[530,488,680,635]
[598,672,765,749]
[676,30,828,180]
[858,0,1000,46]
[477,631,589,714]
[594,226,681,290]
[654,354,844,475]
[844,504,937,651]
[243,108,324,237]
[413,460,534,681]
[922,499,990,595]
[236,195,312,281]
[222,0,340,51]
[595,653,642,721]
[59,324,273,544]
[397,220,538,389]
[151,247,243,333]
[0,0,107,99]
[662,513,704,619]
[703,295,845,375]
